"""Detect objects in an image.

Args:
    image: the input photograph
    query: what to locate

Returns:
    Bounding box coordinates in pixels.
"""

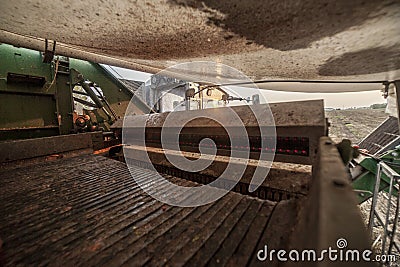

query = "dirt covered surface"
[360,194,400,260]
[326,108,388,144]
[0,0,399,81]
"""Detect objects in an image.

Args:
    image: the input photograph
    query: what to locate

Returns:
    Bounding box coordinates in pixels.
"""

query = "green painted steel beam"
[353,156,399,204]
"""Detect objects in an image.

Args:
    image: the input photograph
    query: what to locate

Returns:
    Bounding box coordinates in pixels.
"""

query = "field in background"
[326,108,388,144]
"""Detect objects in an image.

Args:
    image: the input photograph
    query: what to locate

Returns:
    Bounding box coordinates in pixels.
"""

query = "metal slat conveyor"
[0,154,298,266]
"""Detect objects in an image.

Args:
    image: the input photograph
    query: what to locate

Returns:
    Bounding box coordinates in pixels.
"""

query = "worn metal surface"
[0,44,77,137]
[358,116,399,155]
[121,100,326,164]
[0,44,61,138]
[0,154,301,266]
[0,132,100,163]
[55,58,76,135]
[0,0,399,86]
[124,144,311,201]
[288,137,374,266]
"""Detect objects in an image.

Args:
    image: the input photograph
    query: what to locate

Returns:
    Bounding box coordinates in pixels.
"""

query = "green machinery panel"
[0,43,150,141]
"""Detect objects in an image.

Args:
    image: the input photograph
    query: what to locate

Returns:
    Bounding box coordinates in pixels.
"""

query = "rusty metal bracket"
[43,39,56,63]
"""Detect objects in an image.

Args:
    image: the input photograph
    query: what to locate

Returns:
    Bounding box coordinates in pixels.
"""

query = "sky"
[103,65,386,109]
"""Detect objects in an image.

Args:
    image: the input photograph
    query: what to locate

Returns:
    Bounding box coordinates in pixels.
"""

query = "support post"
[394,80,400,132]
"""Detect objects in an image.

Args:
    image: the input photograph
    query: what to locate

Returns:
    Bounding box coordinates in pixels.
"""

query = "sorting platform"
[0,154,299,266]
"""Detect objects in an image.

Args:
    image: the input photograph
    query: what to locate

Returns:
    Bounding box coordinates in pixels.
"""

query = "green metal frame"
[353,153,400,204]
[0,43,151,141]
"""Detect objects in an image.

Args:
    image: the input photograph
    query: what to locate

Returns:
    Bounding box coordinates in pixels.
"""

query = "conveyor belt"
[0,154,299,266]
[358,116,399,155]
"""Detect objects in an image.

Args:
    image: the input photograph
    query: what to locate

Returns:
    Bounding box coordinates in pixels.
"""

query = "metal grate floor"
[0,154,299,266]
